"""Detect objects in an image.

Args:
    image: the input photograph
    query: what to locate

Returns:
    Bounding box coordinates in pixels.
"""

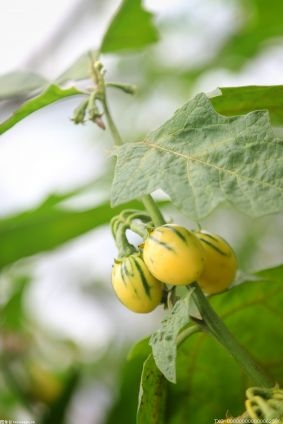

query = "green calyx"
[111,209,153,258]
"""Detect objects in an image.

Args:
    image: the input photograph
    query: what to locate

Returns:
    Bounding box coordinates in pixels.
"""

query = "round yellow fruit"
[143,224,205,285]
[194,230,237,294]
[112,254,163,313]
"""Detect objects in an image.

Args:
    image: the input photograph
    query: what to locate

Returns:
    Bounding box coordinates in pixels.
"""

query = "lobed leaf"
[111,93,283,220]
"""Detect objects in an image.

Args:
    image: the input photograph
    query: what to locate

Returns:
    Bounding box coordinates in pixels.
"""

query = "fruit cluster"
[112,223,237,313]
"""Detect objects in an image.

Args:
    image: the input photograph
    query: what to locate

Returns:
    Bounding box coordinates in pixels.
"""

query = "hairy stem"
[188,282,273,388]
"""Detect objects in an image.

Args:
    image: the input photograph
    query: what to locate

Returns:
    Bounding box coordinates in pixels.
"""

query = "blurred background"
[0,0,283,422]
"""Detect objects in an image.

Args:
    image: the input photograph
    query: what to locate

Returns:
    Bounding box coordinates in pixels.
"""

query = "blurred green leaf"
[0,71,48,101]
[105,343,149,424]
[55,51,97,85]
[40,368,80,424]
[217,0,283,69]
[100,0,159,54]
[1,275,29,330]
[151,265,283,423]
[112,93,283,220]
[0,84,83,135]
[137,354,167,424]
[0,194,146,270]
[210,85,283,125]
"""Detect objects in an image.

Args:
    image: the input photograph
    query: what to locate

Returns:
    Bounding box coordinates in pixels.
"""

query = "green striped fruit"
[112,254,163,313]
[194,230,237,294]
[143,224,205,285]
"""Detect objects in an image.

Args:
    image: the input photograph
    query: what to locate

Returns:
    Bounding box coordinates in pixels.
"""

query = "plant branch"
[188,282,274,388]
[100,75,166,226]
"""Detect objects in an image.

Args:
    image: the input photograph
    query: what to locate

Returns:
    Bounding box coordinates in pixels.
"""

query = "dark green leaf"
[0,195,143,270]
[111,93,283,220]
[0,84,83,135]
[100,0,159,54]
[0,71,48,101]
[1,275,30,330]
[41,368,80,424]
[149,293,195,383]
[105,343,149,424]
[137,354,167,424]
[210,85,283,126]
[164,265,283,423]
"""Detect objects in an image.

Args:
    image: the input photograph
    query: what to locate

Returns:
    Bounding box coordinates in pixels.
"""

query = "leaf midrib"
[146,142,283,193]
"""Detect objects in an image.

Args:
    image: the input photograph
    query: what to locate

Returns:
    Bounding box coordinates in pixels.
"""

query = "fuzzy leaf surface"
[149,293,195,383]
[111,93,283,220]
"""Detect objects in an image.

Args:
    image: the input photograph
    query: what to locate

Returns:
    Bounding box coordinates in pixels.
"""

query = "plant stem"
[103,96,123,146]
[140,194,166,226]
[102,86,166,226]
[188,282,273,388]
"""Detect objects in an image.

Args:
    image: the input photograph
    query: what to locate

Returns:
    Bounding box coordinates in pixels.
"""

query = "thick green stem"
[188,282,273,388]
[140,194,166,227]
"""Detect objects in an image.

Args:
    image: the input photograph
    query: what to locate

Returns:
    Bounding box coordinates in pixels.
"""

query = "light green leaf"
[0,71,48,101]
[163,265,283,423]
[100,0,159,54]
[137,354,167,424]
[210,85,283,125]
[149,293,195,383]
[55,51,96,85]
[0,84,84,135]
[111,93,283,220]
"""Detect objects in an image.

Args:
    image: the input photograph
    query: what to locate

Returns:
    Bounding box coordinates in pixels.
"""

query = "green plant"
[0,1,283,423]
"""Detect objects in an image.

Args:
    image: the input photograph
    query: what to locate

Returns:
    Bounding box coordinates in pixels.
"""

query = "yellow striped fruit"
[112,254,163,313]
[194,230,237,294]
[143,224,205,285]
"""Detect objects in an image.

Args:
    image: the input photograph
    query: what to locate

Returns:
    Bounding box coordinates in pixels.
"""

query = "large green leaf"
[0,195,142,270]
[210,85,283,126]
[100,0,159,54]
[111,93,283,220]
[138,265,283,423]
[0,85,83,135]
[0,71,48,101]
